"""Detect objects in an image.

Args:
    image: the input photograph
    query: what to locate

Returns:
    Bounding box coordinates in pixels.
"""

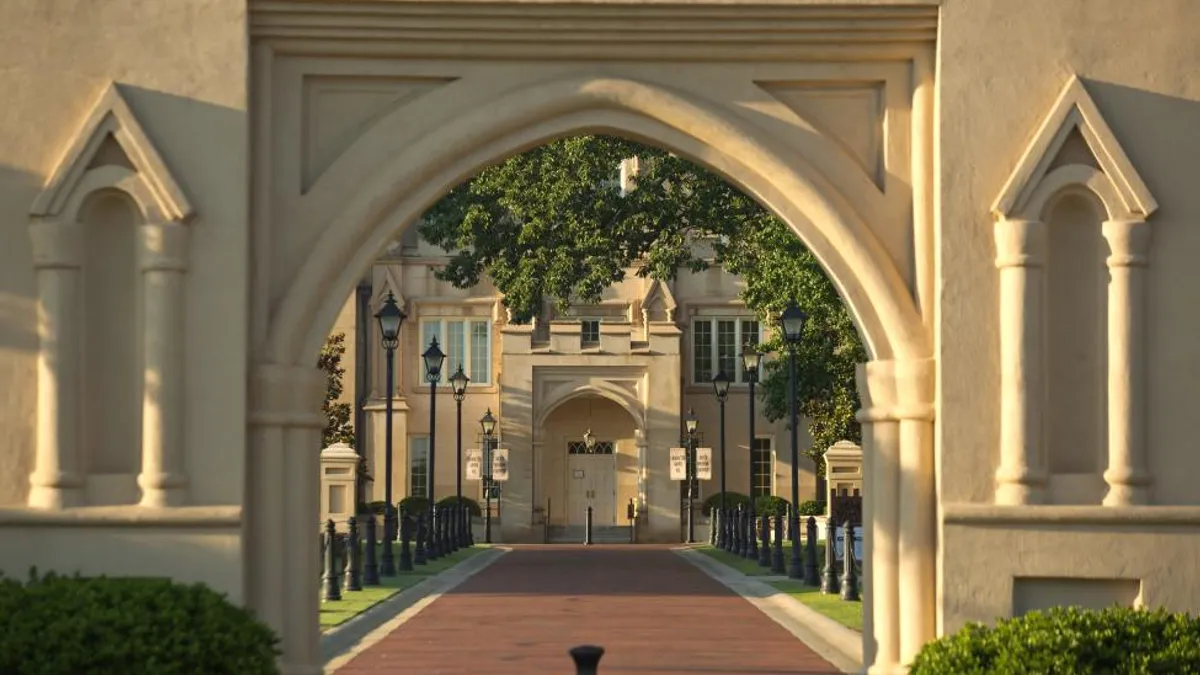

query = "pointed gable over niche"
[375,265,408,311]
[641,278,678,323]
[992,75,1157,220]
[31,82,193,222]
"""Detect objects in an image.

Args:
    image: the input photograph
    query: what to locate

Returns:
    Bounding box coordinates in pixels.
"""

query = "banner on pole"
[834,525,864,561]
[695,447,713,480]
[465,448,482,480]
[669,448,687,480]
[491,447,510,482]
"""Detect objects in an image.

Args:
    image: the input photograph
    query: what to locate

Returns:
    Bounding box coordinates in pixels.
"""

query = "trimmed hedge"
[0,570,280,675]
[909,606,1200,675]
[755,495,790,516]
[398,495,429,515]
[437,495,483,516]
[702,491,750,516]
[797,499,826,516]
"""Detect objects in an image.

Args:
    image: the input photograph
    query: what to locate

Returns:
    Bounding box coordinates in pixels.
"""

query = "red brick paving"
[333,545,841,675]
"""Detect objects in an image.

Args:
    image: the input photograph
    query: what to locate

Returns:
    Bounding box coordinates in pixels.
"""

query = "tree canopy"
[420,135,866,473]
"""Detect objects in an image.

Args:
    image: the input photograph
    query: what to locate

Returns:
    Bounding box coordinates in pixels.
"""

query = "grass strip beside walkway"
[768,580,862,632]
[697,541,825,576]
[319,544,488,630]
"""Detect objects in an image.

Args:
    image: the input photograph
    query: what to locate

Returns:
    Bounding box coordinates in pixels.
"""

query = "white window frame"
[691,316,764,385]
[409,436,429,498]
[418,317,492,386]
[580,318,602,346]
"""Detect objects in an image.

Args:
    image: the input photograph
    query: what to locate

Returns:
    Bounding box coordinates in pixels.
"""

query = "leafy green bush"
[359,500,388,515]
[797,499,826,516]
[398,496,429,515]
[755,495,790,516]
[909,605,1200,675]
[438,495,482,516]
[702,491,750,516]
[0,569,280,675]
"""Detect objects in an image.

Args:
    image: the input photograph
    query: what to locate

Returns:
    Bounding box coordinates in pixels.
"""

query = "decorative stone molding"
[990,75,1158,507]
[27,82,194,509]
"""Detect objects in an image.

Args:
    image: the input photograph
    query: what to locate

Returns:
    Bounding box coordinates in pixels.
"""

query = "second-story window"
[420,318,492,385]
[581,319,601,346]
[692,317,761,384]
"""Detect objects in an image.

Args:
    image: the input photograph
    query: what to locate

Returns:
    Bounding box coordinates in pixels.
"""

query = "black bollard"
[399,506,414,572]
[719,507,728,550]
[414,505,428,565]
[804,516,820,586]
[380,504,397,577]
[710,508,718,547]
[821,516,840,594]
[468,503,477,546]
[840,521,860,601]
[771,513,786,574]
[428,507,442,560]
[362,513,380,585]
[444,505,456,553]
[345,516,363,591]
[584,505,594,545]
[321,520,342,602]
[569,645,605,675]
[758,513,771,567]
[739,504,751,558]
[748,504,759,561]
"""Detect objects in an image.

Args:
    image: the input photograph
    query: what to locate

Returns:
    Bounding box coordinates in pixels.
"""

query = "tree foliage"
[318,332,355,449]
[420,136,866,472]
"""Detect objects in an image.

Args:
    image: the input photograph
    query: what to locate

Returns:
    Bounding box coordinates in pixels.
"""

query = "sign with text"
[695,447,712,480]
[833,525,864,562]
[669,448,687,480]
[491,447,510,482]
[464,448,482,480]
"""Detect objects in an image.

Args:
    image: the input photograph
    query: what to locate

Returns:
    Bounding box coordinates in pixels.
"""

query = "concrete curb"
[322,547,510,671]
[674,547,864,674]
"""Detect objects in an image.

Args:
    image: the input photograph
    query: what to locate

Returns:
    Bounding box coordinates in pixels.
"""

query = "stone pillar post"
[857,361,899,675]
[635,428,648,509]
[137,221,190,507]
[247,364,326,675]
[895,359,936,666]
[27,219,86,509]
[1101,219,1153,506]
[993,218,1048,505]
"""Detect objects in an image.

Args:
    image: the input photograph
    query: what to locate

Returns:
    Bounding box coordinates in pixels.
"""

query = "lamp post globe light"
[684,408,699,544]
[480,408,497,544]
[741,342,762,562]
[449,364,470,549]
[779,300,808,580]
[711,371,731,551]
[374,292,406,577]
[422,337,446,560]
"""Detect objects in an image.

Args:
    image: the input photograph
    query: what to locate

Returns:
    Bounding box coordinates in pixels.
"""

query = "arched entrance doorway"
[248,6,935,673]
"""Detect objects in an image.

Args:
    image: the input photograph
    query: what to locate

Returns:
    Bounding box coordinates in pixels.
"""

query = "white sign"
[669,448,687,480]
[464,449,482,480]
[491,447,510,482]
[695,447,713,480]
[833,525,864,561]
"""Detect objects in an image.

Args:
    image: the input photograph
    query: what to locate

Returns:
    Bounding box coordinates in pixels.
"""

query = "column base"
[137,473,189,507]
[1101,475,1152,506]
[27,474,86,509]
[993,474,1046,506]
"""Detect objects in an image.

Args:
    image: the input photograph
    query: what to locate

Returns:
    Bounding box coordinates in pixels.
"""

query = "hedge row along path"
[330,544,840,674]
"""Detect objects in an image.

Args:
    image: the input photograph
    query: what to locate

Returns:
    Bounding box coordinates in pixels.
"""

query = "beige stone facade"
[2,2,1200,674]
[338,237,813,540]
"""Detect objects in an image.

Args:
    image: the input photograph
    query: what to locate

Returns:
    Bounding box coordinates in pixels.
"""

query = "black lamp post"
[780,300,808,580]
[375,292,405,577]
[480,408,497,544]
[711,371,730,550]
[684,408,699,544]
[450,364,469,548]
[741,342,761,562]
[422,337,446,559]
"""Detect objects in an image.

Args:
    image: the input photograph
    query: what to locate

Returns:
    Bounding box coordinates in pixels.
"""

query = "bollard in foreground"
[804,516,819,586]
[771,513,785,574]
[840,521,860,601]
[709,508,718,547]
[399,506,414,572]
[321,520,342,602]
[414,506,428,565]
[758,513,771,567]
[820,516,840,594]
[345,516,363,592]
[584,505,594,545]
[363,513,380,585]
[569,645,605,675]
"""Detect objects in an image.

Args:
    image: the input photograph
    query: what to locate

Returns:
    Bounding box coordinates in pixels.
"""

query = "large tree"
[420,136,866,476]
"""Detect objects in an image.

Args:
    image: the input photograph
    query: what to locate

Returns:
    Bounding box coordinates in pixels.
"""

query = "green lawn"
[769,580,863,632]
[318,544,488,630]
[697,541,825,576]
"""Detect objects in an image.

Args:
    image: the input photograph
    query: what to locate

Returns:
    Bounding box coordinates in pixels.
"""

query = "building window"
[409,436,429,498]
[751,437,773,498]
[420,318,492,385]
[581,319,601,346]
[567,440,615,455]
[692,317,762,384]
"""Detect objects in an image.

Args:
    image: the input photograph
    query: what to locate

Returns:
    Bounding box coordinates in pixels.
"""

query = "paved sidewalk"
[332,544,841,674]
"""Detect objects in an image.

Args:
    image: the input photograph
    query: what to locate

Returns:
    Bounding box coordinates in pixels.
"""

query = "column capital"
[139,221,190,272]
[856,358,935,423]
[249,364,327,429]
[28,218,82,269]
[1102,219,1152,267]
[993,218,1046,269]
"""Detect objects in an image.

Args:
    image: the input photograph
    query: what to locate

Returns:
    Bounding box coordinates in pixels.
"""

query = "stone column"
[27,219,86,509]
[895,359,936,666]
[993,218,1048,505]
[635,428,648,508]
[1101,219,1153,506]
[247,364,326,675]
[137,221,190,507]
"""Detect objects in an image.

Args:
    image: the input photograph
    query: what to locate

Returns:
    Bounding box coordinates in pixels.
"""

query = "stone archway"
[247,7,936,673]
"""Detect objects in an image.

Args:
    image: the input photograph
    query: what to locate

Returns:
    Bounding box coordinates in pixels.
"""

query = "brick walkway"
[332,545,840,674]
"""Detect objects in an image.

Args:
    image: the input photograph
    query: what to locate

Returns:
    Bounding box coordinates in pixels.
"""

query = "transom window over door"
[420,318,491,385]
[693,317,762,384]
[567,440,615,455]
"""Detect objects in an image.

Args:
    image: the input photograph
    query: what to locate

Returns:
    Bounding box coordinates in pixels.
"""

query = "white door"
[567,453,616,526]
